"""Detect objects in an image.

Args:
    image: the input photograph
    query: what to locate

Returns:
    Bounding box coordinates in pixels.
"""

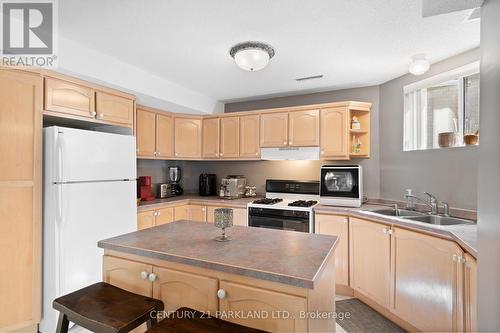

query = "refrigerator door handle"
[56,130,65,183]
[56,184,64,228]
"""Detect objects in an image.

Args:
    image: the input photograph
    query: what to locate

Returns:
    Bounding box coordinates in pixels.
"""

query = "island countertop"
[98,221,338,289]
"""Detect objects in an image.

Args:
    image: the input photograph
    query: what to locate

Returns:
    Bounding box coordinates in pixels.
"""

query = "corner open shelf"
[348,107,370,158]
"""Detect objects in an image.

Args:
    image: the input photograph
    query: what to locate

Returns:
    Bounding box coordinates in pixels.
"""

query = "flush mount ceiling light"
[229,41,275,72]
[409,54,431,75]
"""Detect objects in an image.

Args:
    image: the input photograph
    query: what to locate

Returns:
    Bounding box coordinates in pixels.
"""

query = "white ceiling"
[58,0,480,104]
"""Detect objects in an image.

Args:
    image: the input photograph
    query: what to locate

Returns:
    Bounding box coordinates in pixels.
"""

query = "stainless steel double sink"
[367,208,474,226]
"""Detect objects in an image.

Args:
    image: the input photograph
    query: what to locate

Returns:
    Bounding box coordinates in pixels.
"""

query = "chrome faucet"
[404,191,439,215]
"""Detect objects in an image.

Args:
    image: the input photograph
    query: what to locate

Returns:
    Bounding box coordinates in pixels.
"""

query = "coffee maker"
[169,166,184,196]
[138,176,155,201]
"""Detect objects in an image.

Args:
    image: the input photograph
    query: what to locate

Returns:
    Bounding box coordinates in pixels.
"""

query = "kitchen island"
[98,221,338,333]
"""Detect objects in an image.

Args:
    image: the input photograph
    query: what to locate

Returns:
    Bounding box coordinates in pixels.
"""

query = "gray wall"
[478,0,500,330]
[221,85,381,198]
[379,48,480,210]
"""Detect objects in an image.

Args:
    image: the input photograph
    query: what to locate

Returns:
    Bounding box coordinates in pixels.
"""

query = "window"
[403,62,480,151]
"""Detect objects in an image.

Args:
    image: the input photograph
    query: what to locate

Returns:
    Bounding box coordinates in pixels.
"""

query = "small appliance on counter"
[199,173,217,196]
[169,166,184,196]
[138,176,155,201]
[320,165,363,207]
[219,175,247,199]
[158,183,174,199]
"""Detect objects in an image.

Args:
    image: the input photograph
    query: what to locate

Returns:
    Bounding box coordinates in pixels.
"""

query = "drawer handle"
[148,273,158,282]
[217,289,226,299]
[140,271,149,280]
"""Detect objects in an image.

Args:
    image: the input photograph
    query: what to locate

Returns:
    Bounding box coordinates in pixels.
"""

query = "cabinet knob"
[175,152,178,156]
[343,218,348,223]
[90,111,97,117]
[157,211,161,216]
[321,150,325,155]
[382,228,389,234]
[154,152,157,156]
[99,113,104,118]
[140,271,149,280]
[289,141,293,145]
[220,153,224,157]
[283,141,287,145]
[255,152,259,156]
[157,151,161,156]
[217,289,226,299]
[148,273,157,282]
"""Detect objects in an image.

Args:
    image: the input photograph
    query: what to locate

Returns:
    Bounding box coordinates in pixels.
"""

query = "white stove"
[247,180,320,233]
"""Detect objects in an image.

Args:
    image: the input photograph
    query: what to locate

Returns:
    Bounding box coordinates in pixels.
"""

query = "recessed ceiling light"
[409,54,430,75]
[229,41,275,72]
[296,75,324,82]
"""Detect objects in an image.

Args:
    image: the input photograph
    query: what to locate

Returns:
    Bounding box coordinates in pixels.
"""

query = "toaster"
[159,183,174,199]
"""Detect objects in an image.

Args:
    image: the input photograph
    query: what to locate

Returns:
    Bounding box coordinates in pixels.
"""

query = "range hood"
[260,147,320,160]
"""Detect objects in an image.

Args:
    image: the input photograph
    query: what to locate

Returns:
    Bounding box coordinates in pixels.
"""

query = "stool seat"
[53,282,164,333]
[146,307,268,333]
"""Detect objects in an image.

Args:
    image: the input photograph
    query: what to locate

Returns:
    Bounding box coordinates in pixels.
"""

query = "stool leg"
[56,313,70,333]
[146,316,157,329]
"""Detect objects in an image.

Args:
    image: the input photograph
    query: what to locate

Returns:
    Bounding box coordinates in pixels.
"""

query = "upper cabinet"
[320,107,349,159]
[239,114,260,159]
[95,91,134,126]
[202,117,220,158]
[45,76,95,118]
[289,109,320,146]
[260,112,288,147]
[136,106,173,159]
[220,116,240,158]
[175,117,202,158]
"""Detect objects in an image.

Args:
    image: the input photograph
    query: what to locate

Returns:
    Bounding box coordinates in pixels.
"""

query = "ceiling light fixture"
[409,54,431,76]
[229,41,275,72]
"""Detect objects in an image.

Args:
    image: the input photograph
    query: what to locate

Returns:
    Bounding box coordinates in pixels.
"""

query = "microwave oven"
[320,165,363,207]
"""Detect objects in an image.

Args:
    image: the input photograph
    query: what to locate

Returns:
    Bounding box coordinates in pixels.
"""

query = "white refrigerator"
[40,127,137,333]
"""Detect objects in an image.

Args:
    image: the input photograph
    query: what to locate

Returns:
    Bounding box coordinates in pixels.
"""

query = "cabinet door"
[219,280,307,332]
[156,113,173,158]
[260,112,288,147]
[152,267,218,314]
[95,91,134,126]
[189,205,207,222]
[206,206,220,223]
[202,118,220,158]
[464,253,477,333]
[0,70,42,331]
[136,108,157,158]
[320,107,349,159]
[102,256,152,296]
[390,227,464,332]
[174,205,189,221]
[220,117,239,158]
[239,114,260,158]
[289,109,319,146]
[315,214,349,286]
[44,77,95,118]
[349,218,391,307]
[137,210,155,230]
[155,207,174,226]
[175,117,202,158]
[232,208,247,226]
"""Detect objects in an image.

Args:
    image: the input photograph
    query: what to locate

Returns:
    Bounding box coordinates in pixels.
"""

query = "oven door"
[320,167,360,199]
[248,208,310,233]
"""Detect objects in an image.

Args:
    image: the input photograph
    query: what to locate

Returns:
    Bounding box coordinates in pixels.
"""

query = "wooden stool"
[53,282,164,333]
[145,307,268,333]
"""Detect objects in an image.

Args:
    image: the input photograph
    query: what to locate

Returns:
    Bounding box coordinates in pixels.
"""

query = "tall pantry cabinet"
[0,68,42,333]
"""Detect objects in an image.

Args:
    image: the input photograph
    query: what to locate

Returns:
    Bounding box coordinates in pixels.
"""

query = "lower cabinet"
[207,206,247,226]
[218,281,307,332]
[349,218,391,308]
[173,205,189,221]
[189,205,207,222]
[315,214,349,286]
[390,227,464,332]
[103,256,153,296]
[464,253,477,333]
[155,207,174,226]
[137,210,155,230]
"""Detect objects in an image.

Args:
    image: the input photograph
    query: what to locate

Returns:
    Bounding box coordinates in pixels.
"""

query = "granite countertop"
[314,204,477,258]
[98,221,338,289]
[137,195,259,212]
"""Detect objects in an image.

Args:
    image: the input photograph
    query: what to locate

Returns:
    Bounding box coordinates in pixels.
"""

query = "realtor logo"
[1,1,57,66]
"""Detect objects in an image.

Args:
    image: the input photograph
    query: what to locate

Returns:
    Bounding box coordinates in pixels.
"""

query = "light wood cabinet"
[103,256,152,296]
[95,91,134,126]
[202,117,220,158]
[156,113,174,158]
[207,206,247,226]
[219,280,307,332]
[137,210,155,230]
[44,76,95,118]
[320,107,349,159]
[136,108,157,157]
[152,267,218,314]
[260,112,288,147]
[175,117,202,158]
[174,205,190,221]
[189,205,207,222]
[0,69,42,332]
[390,227,464,332]
[315,214,349,286]
[239,114,260,158]
[220,117,240,158]
[155,207,174,226]
[464,253,477,333]
[349,218,391,307]
[289,109,319,146]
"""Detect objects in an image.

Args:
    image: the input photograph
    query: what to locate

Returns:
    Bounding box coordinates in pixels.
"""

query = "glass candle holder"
[214,208,233,242]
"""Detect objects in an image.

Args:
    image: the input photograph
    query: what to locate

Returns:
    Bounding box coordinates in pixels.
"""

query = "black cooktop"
[288,200,318,207]
[252,198,283,205]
